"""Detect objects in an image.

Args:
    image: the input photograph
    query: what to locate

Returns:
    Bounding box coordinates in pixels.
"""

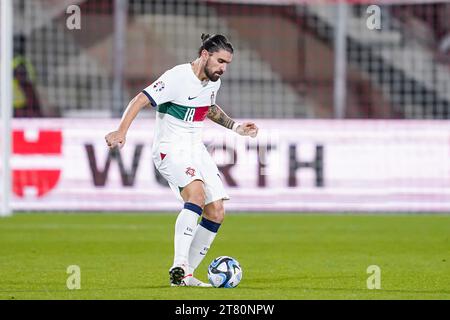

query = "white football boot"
[180,274,213,287]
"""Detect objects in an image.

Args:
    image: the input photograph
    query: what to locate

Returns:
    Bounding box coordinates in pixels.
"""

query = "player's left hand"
[236,122,258,138]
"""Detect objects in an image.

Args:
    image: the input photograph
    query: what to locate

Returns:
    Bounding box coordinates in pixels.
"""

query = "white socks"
[173,203,202,267]
[173,203,222,276]
[188,217,221,274]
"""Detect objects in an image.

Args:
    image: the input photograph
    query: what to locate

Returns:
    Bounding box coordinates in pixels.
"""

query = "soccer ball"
[207,256,242,288]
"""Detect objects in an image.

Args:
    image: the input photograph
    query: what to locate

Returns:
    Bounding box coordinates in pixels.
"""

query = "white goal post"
[1,0,13,217]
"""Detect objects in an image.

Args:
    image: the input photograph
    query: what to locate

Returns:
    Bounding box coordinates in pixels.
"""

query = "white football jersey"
[143,63,221,149]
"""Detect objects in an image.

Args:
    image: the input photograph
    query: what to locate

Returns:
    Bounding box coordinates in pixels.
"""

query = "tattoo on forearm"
[207,104,235,129]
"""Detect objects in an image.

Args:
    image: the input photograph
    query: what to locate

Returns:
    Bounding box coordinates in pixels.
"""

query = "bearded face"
[202,50,233,82]
[204,61,221,82]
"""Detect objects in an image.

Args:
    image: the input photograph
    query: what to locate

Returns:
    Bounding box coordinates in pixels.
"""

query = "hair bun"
[201,33,210,43]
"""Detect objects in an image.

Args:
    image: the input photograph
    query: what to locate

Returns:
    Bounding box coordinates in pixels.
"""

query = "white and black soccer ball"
[207,256,242,288]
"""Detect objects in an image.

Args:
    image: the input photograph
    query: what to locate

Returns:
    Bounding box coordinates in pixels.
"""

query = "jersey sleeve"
[142,69,178,107]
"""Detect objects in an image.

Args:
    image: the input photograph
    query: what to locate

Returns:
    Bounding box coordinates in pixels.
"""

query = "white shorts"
[153,142,230,205]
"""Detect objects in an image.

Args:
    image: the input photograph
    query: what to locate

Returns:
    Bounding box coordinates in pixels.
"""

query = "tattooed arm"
[207,104,259,138]
[207,104,236,129]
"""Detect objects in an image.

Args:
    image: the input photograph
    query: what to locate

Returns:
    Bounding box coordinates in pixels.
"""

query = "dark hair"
[198,33,234,56]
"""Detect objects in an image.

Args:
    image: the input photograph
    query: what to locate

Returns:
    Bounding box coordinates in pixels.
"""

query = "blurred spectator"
[439,35,450,54]
[13,34,42,117]
[437,4,450,55]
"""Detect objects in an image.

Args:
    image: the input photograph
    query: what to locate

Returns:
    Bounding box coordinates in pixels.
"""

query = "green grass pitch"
[0,213,449,300]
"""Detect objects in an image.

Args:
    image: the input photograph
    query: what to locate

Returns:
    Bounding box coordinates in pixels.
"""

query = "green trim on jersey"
[157,102,186,120]
[157,102,209,122]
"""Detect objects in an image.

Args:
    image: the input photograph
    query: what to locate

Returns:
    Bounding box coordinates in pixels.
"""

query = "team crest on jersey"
[185,167,196,177]
[153,80,165,92]
[210,91,215,105]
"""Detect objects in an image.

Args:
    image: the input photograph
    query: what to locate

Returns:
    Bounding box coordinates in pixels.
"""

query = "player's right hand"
[105,131,126,149]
